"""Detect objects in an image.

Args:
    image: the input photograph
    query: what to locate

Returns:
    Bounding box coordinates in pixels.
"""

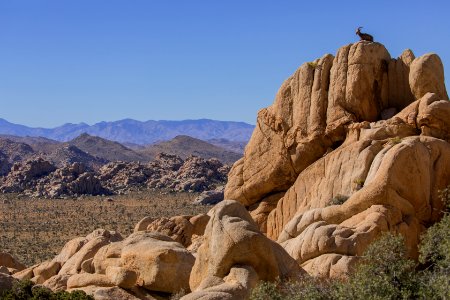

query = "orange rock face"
[225,41,450,278]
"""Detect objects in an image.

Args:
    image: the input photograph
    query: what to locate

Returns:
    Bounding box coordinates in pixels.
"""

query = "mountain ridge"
[0,133,243,167]
[0,118,254,144]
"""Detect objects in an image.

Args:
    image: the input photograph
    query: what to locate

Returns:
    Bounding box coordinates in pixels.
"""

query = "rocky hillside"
[0,154,229,198]
[0,41,448,300]
[42,145,108,169]
[0,138,36,163]
[137,135,242,164]
[0,118,254,144]
[67,133,146,163]
[0,133,242,167]
[0,135,60,154]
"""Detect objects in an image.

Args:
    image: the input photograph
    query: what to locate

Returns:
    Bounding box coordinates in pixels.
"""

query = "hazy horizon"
[0,116,256,128]
[1,1,449,127]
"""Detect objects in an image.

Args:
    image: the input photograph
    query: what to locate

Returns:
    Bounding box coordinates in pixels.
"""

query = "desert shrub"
[416,185,450,299]
[250,274,340,300]
[250,234,418,300]
[328,194,349,206]
[282,276,334,300]
[334,233,418,300]
[419,188,450,270]
[250,281,284,300]
[0,279,94,300]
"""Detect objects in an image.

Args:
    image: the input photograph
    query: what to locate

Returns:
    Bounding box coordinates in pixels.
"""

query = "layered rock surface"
[225,41,450,278]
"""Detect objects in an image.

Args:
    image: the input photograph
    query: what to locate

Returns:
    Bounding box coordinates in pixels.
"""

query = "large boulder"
[58,229,122,275]
[118,232,194,293]
[182,266,258,300]
[135,213,210,248]
[42,274,71,292]
[33,260,61,282]
[409,53,449,101]
[194,186,225,205]
[188,200,304,298]
[0,252,26,271]
[388,49,415,110]
[53,237,88,266]
[91,231,195,294]
[146,216,195,247]
[40,229,194,296]
[327,42,391,124]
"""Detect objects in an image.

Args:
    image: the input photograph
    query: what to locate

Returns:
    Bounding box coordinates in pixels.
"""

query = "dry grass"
[0,191,209,267]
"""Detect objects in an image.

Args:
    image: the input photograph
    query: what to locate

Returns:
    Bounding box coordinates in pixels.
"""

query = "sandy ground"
[0,190,209,266]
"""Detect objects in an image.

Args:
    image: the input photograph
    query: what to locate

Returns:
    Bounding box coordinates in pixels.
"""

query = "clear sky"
[0,0,449,127]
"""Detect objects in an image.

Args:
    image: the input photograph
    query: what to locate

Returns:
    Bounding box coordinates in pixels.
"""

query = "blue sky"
[0,1,449,127]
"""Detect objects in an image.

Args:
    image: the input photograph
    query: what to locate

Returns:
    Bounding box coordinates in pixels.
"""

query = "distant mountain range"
[0,133,244,167]
[0,118,254,144]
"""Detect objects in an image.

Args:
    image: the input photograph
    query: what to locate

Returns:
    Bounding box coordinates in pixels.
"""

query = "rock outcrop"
[0,158,56,193]
[0,252,26,274]
[134,213,210,249]
[225,41,450,278]
[186,200,304,299]
[18,230,195,298]
[193,186,225,205]
[90,231,195,293]
[0,153,230,198]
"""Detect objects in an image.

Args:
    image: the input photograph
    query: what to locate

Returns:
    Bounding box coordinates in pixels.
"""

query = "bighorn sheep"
[356,27,374,42]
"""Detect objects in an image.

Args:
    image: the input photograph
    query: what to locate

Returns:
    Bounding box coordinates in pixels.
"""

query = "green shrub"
[0,279,94,300]
[335,233,418,300]
[250,281,284,300]
[282,277,334,300]
[416,185,450,299]
[419,207,450,270]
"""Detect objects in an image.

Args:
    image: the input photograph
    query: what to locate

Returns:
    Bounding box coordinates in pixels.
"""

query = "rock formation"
[185,200,304,299]
[193,186,225,205]
[0,158,56,193]
[0,153,230,198]
[225,41,450,278]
